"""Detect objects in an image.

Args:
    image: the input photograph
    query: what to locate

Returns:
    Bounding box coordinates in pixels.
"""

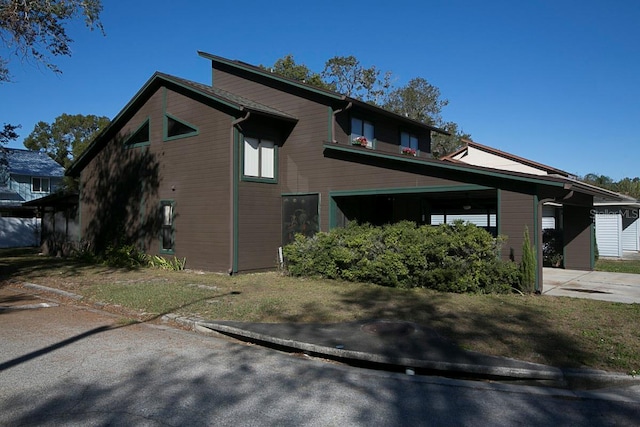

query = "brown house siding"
[80,86,233,272]
[563,204,593,270]
[499,190,536,263]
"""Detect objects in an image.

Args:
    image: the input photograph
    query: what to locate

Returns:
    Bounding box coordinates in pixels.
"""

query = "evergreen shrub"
[283,221,521,294]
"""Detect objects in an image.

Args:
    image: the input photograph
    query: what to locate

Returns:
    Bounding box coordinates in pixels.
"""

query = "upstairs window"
[124,119,150,148]
[401,131,419,155]
[351,117,374,148]
[164,114,198,141]
[32,177,50,193]
[243,137,276,181]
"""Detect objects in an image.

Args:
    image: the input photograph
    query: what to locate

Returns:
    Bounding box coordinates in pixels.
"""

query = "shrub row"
[283,221,521,294]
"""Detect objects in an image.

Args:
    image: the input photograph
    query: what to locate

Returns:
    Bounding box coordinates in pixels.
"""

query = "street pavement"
[2,284,640,426]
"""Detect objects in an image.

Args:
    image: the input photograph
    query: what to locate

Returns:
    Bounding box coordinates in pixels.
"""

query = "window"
[351,117,374,148]
[164,114,198,141]
[124,119,150,148]
[400,131,419,156]
[160,200,175,253]
[32,177,50,193]
[401,132,419,151]
[243,137,276,181]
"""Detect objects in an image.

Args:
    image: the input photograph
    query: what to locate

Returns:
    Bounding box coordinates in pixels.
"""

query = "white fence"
[0,217,40,248]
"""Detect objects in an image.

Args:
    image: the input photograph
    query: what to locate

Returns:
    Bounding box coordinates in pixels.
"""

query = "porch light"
[463,204,471,210]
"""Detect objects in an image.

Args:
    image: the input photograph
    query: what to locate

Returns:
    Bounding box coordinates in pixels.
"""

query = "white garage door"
[595,213,622,257]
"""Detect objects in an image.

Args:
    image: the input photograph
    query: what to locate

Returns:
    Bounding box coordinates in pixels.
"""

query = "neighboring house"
[444,140,572,230]
[23,191,80,256]
[67,52,620,291]
[0,148,65,248]
[593,195,640,257]
[444,139,638,261]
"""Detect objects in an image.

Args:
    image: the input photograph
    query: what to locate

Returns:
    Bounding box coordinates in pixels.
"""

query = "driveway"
[543,268,640,303]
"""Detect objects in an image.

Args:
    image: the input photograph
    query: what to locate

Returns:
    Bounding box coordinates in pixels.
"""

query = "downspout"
[537,188,574,293]
[229,111,251,275]
[331,101,352,142]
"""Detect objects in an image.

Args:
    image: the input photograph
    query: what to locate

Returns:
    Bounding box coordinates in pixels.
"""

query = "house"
[67,52,621,291]
[444,140,638,260]
[0,148,65,248]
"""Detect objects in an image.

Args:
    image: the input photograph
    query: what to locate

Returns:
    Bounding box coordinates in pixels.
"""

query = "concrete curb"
[14,281,640,390]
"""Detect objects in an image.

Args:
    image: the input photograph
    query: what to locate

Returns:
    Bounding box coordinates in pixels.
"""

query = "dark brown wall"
[80,86,233,272]
[499,190,536,263]
[563,204,593,270]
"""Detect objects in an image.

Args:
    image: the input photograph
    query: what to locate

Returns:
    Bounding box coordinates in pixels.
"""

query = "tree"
[0,123,19,182]
[382,77,448,126]
[321,55,392,104]
[0,0,104,82]
[265,54,329,89]
[430,121,470,159]
[23,113,109,168]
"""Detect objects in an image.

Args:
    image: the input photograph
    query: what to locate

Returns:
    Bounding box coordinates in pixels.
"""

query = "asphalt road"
[1,285,640,426]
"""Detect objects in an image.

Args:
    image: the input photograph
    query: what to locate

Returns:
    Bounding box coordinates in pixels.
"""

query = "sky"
[1,0,639,181]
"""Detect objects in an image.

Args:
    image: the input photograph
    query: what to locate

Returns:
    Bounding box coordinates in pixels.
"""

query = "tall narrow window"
[160,200,175,253]
[32,177,50,193]
[243,137,276,181]
[351,117,375,148]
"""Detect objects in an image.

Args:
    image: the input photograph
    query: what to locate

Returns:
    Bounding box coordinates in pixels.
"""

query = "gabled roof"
[68,72,297,176]
[198,51,449,135]
[443,140,571,177]
[2,148,64,177]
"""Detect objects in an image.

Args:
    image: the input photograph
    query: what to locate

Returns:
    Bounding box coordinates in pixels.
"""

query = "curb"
[14,282,640,391]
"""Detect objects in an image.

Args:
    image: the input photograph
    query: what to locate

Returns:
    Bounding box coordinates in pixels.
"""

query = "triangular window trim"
[124,119,150,148]
[164,114,199,141]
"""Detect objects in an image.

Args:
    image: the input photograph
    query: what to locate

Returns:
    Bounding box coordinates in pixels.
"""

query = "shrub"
[519,226,537,293]
[283,221,520,294]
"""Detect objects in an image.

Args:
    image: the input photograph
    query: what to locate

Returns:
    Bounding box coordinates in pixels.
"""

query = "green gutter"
[323,143,571,188]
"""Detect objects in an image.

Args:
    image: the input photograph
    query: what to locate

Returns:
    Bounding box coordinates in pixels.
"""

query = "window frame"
[163,114,199,142]
[400,131,419,156]
[32,177,50,193]
[350,117,375,149]
[242,136,278,183]
[159,199,176,254]
[124,118,151,149]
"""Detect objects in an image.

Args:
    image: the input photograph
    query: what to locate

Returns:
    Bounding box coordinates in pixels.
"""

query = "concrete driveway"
[543,268,640,303]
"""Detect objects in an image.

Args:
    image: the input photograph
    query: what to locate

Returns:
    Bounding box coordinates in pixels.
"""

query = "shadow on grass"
[336,285,596,369]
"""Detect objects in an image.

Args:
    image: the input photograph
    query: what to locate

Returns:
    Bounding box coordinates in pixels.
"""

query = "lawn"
[2,248,639,374]
[596,259,640,274]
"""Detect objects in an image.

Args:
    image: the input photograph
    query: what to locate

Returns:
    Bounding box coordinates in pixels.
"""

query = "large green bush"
[283,221,521,294]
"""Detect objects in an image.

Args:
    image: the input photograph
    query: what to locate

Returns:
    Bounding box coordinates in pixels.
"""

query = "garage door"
[595,214,622,257]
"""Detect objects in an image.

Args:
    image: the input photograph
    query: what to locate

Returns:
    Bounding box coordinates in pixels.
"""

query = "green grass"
[596,259,640,274]
[2,250,640,374]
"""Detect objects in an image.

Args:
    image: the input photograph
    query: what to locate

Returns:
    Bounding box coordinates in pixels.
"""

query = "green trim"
[329,184,490,198]
[78,178,83,242]
[198,51,344,100]
[123,117,151,149]
[533,194,540,292]
[323,143,572,188]
[240,135,279,184]
[590,222,595,269]
[232,127,240,273]
[163,113,199,141]
[159,199,176,255]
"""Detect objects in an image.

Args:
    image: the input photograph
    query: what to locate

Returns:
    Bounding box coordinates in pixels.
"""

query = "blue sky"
[2,0,639,180]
